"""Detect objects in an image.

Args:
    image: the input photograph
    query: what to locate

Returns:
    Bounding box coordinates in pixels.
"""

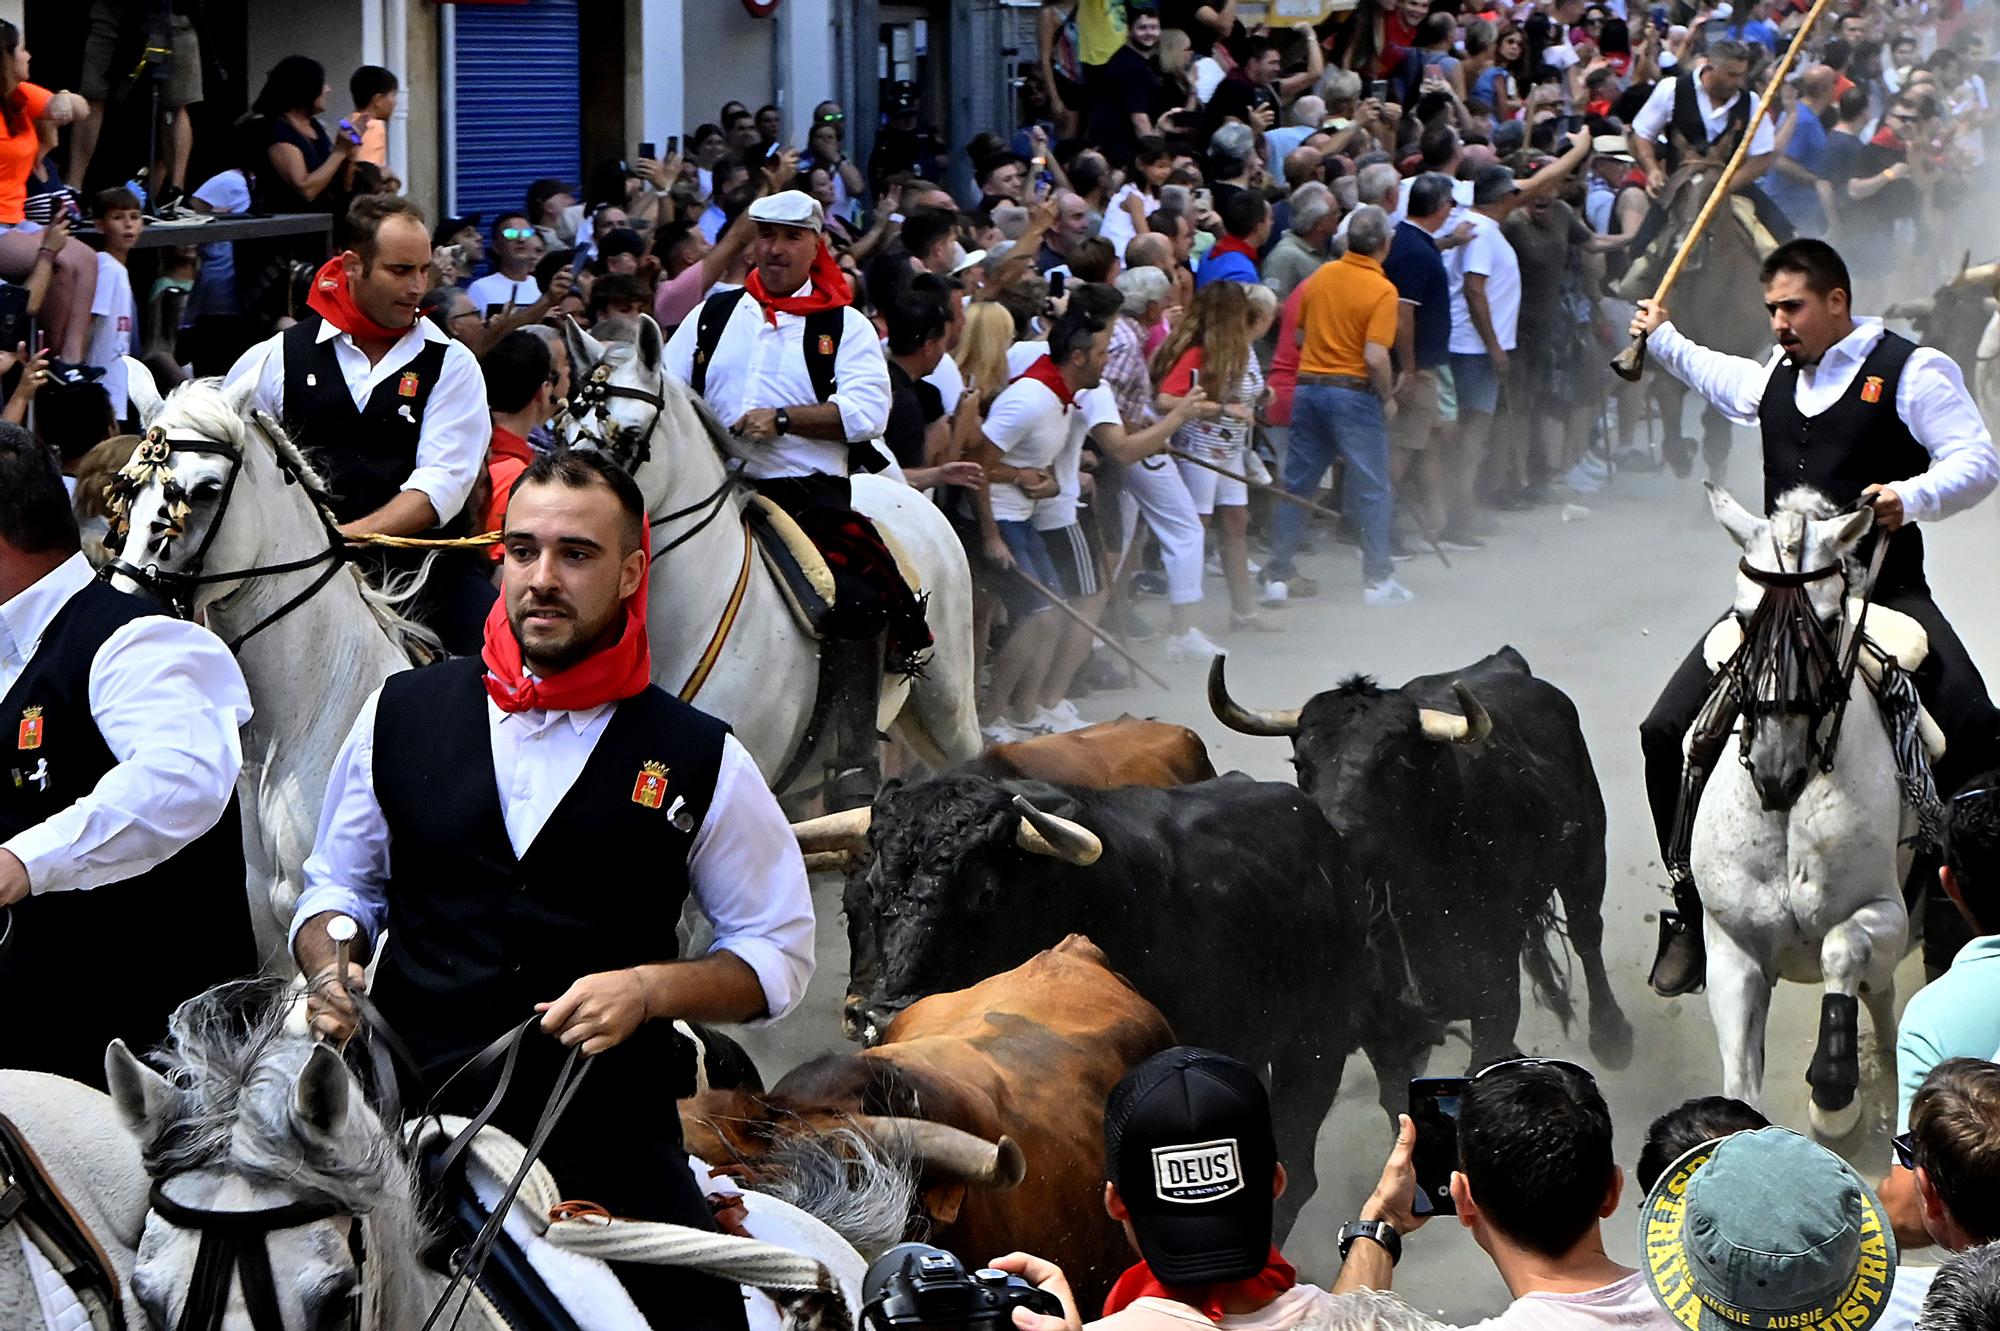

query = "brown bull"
[958,716,1217,788]
[681,935,1174,1309]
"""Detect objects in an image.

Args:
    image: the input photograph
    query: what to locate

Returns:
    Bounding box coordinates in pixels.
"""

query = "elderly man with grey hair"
[1268,93,1328,179]
[1264,181,1341,300]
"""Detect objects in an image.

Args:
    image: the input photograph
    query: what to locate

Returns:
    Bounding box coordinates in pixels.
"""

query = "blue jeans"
[1266,383,1394,585]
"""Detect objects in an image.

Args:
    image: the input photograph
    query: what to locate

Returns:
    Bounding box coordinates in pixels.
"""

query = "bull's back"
[963,718,1216,789]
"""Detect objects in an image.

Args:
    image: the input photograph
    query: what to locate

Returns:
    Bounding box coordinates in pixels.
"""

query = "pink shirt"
[654,261,721,330]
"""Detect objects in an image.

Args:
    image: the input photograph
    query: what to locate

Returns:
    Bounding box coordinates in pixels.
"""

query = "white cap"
[746,190,825,233]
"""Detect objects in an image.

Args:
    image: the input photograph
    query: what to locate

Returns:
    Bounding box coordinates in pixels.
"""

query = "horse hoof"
[1590,1010,1636,1071]
[1809,1097,1862,1140]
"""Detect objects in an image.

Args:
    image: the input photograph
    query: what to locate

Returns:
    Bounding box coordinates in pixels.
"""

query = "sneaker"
[1562,462,1603,494]
[1259,580,1290,607]
[1039,699,1090,732]
[1162,626,1225,662]
[1387,538,1417,563]
[1268,571,1319,598]
[1245,452,1274,486]
[1132,570,1168,597]
[1204,553,1223,577]
[1363,578,1416,607]
[1436,528,1486,552]
[1011,713,1055,736]
[981,720,1027,745]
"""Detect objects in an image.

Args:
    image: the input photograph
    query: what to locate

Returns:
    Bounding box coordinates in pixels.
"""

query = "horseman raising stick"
[225,194,496,654]
[1633,238,2000,997]
[0,426,256,1087]
[296,449,814,1331]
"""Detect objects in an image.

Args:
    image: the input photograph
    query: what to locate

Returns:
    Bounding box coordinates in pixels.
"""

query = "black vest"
[1759,330,1930,597]
[0,579,254,1088]
[367,656,730,1082]
[281,315,457,529]
[1667,69,1751,169]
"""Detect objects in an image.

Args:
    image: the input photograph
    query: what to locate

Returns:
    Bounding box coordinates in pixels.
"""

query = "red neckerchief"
[481,546,654,715]
[1870,125,1907,150]
[1102,1248,1298,1323]
[489,426,535,468]
[742,235,853,326]
[1208,234,1260,267]
[306,255,411,343]
[1015,353,1079,412]
[1622,166,1649,190]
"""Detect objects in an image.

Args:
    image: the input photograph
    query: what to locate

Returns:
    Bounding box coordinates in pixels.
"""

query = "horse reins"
[148,1184,354,1331]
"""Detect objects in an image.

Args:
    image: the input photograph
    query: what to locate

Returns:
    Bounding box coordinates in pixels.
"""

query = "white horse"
[1692,483,1909,1137]
[99,382,431,965]
[555,317,981,792]
[0,983,868,1331]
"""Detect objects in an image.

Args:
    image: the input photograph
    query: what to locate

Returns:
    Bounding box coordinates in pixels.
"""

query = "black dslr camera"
[861,1243,1064,1331]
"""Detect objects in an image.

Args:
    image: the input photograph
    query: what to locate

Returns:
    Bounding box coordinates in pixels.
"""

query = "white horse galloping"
[1692,483,1910,1136]
[100,382,433,964]
[555,317,981,792]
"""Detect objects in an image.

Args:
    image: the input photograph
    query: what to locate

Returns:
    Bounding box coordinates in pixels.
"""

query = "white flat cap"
[747,190,825,233]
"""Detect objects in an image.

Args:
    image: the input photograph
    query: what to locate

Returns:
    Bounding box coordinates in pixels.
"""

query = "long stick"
[1013,569,1174,690]
[1168,448,1451,570]
[1611,0,1839,381]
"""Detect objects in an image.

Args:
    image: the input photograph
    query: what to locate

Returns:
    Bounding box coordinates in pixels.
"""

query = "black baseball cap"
[433,213,480,245]
[1104,1048,1278,1286]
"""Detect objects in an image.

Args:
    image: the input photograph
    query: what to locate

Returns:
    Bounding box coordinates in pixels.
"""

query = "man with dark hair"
[226,193,495,652]
[1198,191,1272,288]
[1839,93,1933,281]
[1633,243,2000,997]
[899,206,960,276]
[1089,6,1167,163]
[1910,1059,2000,1252]
[35,377,117,478]
[975,152,1031,213]
[480,329,555,541]
[0,421,255,1084]
[1628,38,1776,193]
[469,210,544,311]
[1208,32,1325,139]
[296,446,813,1331]
[883,288,985,494]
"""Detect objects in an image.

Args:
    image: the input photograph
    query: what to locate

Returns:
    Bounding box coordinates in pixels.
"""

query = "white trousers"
[1116,457,1206,606]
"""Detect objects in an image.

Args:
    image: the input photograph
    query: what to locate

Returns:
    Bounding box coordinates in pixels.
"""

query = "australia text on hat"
[1152,1139,1244,1204]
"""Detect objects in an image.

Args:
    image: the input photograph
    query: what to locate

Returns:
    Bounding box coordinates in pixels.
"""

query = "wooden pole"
[1012,569,1174,691]
[1611,0,1840,381]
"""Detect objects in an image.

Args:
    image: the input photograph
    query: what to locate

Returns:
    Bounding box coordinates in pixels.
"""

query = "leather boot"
[1649,876,1707,996]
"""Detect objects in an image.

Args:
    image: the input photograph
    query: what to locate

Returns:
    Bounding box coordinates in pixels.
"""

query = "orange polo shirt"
[1295,249,1399,381]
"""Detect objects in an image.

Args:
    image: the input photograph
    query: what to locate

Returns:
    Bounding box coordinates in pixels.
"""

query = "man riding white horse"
[1634,237,2000,995]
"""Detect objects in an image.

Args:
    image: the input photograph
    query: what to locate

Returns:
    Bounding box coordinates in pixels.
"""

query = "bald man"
[1763,66,1840,237]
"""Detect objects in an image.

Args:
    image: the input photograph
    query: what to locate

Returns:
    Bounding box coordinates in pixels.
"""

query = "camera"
[861,1243,1063,1331]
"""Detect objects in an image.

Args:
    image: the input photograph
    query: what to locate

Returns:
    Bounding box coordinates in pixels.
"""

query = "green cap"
[1639,1127,1897,1331]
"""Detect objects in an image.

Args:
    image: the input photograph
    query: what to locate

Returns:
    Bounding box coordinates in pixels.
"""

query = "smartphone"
[1368,79,1390,102]
[338,117,363,146]
[1049,271,1067,297]
[1189,367,1201,390]
[666,134,679,157]
[766,142,783,160]
[639,140,657,161]
[1410,1077,1470,1217]
[484,303,509,320]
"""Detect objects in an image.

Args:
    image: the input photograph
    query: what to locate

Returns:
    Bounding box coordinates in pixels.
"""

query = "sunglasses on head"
[499,226,535,241]
[1893,1131,1918,1171]
[1473,1055,1597,1084]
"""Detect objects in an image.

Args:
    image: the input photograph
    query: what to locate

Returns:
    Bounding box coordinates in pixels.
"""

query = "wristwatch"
[774,408,792,435]
[1337,1219,1402,1266]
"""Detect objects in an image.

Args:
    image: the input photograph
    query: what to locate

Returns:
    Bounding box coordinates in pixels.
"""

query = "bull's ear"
[1705,481,1763,550]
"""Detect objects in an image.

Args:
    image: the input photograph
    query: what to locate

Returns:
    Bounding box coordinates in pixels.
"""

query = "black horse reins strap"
[148,1184,343,1331]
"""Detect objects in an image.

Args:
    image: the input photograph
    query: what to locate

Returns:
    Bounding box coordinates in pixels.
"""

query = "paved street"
[739,424,2000,1321]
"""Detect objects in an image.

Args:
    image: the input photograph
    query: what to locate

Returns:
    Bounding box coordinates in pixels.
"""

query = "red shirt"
[1266,283,1309,426]
[484,426,535,560]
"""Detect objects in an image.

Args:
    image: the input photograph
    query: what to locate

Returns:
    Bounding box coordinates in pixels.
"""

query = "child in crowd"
[85,186,142,426]
[349,65,399,168]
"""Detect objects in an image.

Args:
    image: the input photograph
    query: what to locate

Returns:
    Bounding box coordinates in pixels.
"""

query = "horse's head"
[107,981,429,1331]
[1707,482,1875,811]
[100,381,322,618]
[555,315,732,516]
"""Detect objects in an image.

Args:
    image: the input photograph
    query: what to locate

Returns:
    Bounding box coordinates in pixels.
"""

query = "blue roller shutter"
[451,0,581,220]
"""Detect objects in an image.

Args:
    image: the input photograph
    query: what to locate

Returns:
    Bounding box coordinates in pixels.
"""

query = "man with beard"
[1090,7,1167,164]
[296,448,814,1331]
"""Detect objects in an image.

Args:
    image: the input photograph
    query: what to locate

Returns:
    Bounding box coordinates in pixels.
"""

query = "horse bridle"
[98,424,350,652]
[147,1182,359,1331]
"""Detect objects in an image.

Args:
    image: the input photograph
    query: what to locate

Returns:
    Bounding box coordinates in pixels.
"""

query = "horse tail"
[1522,893,1578,1035]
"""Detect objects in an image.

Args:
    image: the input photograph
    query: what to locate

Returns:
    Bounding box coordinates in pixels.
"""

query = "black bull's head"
[788,781,1104,1044]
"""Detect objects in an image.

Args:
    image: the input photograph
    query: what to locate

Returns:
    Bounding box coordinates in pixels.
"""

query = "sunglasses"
[818,111,845,124]
[499,226,535,241]
[1473,1055,1597,1084]
[1893,1131,1918,1171]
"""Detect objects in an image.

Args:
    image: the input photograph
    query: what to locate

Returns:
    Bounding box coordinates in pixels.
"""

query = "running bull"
[1208,648,1634,1079]
[793,773,1392,1239]
[679,936,1174,1310]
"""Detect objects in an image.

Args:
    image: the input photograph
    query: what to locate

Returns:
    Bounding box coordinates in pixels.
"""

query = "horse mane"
[1771,486,1840,520]
[155,380,440,661]
[140,978,436,1320]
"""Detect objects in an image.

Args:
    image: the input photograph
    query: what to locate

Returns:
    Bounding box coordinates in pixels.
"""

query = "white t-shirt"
[1878,1265,1938,1331]
[1630,72,1777,158]
[1100,183,1159,260]
[1035,382,1118,531]
[1461,1271,1681,1331]
[1389,174,1475,229]
[189,168,252,321]
[466,271,542,313]
[1447,209,1521,355]
[983,375,1076,522]
[925,351,965,417]
[86,252,135,419]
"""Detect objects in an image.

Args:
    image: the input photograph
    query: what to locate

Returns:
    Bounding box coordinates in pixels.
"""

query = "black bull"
[836,773,1394,1240]
[1209,647,1635,1081]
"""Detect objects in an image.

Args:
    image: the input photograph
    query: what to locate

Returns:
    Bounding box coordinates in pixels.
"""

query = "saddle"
[0,1111,125,1331]
[745,494,925,641]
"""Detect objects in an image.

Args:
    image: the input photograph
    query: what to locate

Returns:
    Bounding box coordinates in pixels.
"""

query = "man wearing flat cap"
[664,189,932,683]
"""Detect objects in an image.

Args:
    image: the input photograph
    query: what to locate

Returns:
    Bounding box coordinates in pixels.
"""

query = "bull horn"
[1012,795,1102,866]
[1417,682,1494,745]
[853,1116,1028,1189]
[791,806,873,854]
[1948,261,2000,290]
[1206,655,1301,738]
[802,850,856,874]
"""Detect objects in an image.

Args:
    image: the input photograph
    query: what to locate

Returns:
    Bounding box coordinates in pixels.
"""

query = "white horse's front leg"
[1706,924,1774,1107]
[1808,895,1907,1139]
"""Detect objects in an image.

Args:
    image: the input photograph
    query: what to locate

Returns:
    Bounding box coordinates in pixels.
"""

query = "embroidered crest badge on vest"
[398,371,421,398]
[1861,375,1884,404]
[632,761,670,809]
[17,707,42,750]
[818,334,835,357]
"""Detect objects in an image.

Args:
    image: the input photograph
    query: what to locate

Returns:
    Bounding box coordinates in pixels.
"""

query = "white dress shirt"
[1650,318,2000,524]
[224,316,489,526]
[663,289,892,480]
[292,687,816,1024]
[0,554,251,894]
[1631,70,1777,158]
